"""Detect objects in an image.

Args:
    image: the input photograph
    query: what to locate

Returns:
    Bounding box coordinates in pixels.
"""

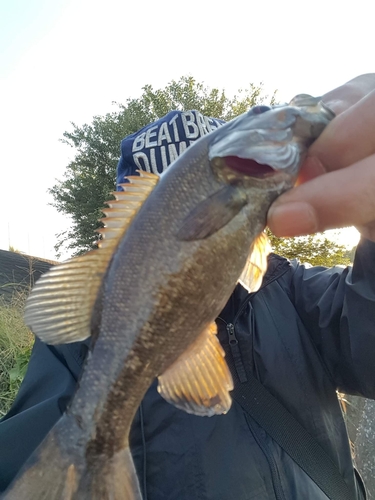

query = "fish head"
[208,95,335,192]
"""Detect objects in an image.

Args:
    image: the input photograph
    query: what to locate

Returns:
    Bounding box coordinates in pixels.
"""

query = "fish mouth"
[224,156,276,178]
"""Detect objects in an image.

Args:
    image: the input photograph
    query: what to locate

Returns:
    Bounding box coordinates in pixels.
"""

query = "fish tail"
[1,429,80,499]
[80,446,142,500]
[2,427,141,500]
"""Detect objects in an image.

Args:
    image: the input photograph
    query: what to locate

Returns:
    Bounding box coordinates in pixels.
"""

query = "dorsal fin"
[24,171,159,345]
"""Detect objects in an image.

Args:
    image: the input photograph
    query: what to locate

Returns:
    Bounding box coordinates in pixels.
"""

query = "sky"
[0,0,372,261]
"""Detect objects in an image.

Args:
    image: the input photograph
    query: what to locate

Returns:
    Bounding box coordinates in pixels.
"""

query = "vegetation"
[0,292,33,417]
[50,75,277,257]
[49,74,351,268]
[267,230,352,267]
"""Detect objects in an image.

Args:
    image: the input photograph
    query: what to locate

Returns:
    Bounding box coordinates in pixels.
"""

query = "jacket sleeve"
[0,338,88,492]
[290,237,375,399]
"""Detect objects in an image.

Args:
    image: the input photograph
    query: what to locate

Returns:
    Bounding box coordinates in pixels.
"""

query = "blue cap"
[116,110,225,188]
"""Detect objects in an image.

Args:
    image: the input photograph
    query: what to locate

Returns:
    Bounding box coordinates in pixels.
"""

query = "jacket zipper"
[220,262,291,380]
[226,323,247,383]
[225,317,286,500]
[218,264,291,500]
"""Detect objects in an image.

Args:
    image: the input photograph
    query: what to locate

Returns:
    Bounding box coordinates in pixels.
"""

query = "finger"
[308,89,375,172]
[268,153,375,239]
[321,73,375,115]
[296,156,325,186]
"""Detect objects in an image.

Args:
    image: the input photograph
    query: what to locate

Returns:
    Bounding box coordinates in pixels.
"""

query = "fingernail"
[268,202,318,237]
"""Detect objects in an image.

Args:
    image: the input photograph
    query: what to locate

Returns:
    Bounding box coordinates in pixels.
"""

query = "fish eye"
[251,105,272,115]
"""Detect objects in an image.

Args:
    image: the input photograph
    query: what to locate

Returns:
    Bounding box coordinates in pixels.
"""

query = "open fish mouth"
[208,96,334,179]
[224,156,275,178]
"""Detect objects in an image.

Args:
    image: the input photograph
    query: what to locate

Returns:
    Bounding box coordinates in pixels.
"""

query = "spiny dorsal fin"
[157,322,233,416]
[238,231,271,292]
[24,171,159,345]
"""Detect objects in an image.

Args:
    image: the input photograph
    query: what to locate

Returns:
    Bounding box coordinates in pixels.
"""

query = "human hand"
[267,74,375,242]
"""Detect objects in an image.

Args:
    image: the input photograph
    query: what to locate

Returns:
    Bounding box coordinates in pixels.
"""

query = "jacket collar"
[218,253,292,324]
[261,253,291,288]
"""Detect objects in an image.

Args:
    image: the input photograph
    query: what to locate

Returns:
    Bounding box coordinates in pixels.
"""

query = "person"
[1,74,375,499]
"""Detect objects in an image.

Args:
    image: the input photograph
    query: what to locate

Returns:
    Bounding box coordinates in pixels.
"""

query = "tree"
[50,74,350,269]
[50,76,276,257]
[344,245,357,263]
[266,230,352,267]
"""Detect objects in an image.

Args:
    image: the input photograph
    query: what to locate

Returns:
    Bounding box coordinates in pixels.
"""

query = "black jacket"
[1,239,374,499]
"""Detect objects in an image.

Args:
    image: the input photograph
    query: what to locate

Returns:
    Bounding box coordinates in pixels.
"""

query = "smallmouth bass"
[2,96,334,499]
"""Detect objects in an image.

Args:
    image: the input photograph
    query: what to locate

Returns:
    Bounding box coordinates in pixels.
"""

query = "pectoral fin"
[157,323,233,416]
[238,231,271,292]
[176,186,247,241]
[24,172,159,345]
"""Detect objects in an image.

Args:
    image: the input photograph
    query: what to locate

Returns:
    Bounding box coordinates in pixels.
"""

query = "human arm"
[290,236,375,398]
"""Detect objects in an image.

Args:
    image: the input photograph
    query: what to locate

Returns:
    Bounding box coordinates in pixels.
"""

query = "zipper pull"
[226,323,247,383]
[227,323,238,345]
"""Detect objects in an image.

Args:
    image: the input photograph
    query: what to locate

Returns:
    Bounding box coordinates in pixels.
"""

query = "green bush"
[0,295,33,417]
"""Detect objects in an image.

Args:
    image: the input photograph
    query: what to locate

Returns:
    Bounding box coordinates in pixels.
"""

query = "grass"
[0,291,34,418]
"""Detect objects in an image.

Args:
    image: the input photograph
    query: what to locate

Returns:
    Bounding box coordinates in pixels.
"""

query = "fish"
[2,95,334,499]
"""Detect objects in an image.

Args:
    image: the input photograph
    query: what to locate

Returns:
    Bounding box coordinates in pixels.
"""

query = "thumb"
[268,154,375,240]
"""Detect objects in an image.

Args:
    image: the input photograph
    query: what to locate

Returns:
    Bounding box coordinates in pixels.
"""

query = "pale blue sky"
[0,0,372,259]
[0,0,69,76]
